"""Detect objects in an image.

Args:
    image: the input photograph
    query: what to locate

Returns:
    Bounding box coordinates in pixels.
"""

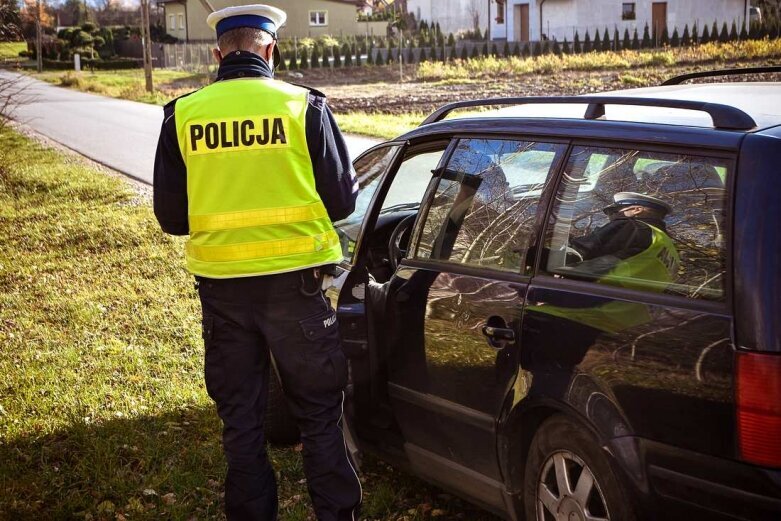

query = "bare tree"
[467,0,481,31]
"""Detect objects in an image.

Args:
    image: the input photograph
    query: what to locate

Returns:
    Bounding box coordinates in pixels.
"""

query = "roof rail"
[662,66,781,86]
[420,96,757,131]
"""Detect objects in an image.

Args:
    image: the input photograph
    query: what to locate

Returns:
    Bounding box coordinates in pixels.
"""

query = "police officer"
[568,191,680,285]
[152,4,361,520]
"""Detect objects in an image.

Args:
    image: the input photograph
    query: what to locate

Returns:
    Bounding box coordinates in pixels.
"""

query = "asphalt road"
[0,70,380,185]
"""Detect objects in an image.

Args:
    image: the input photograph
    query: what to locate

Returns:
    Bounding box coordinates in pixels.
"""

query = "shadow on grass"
[1,405,228,520]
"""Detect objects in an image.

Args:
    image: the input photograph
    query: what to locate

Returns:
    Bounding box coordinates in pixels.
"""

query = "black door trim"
[388,382,495,433]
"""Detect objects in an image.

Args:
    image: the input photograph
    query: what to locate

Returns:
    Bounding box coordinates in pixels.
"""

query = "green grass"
[335,111,426,139]
[0,41,26,60]
[0,129,498,520]
[31,69,209,105]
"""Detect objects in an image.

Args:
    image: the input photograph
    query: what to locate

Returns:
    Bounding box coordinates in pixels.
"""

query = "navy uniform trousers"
[197,268,362,521]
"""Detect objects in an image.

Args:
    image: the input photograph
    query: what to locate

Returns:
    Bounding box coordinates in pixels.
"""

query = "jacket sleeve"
[305,92,357,222]
[153,101,189,235]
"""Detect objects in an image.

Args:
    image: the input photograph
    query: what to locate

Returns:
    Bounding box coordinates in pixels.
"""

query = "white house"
[490,0,751,42]
[407,0,490,36]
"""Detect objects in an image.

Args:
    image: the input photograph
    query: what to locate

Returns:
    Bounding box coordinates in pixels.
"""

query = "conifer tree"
[310,46,319,68]
[482,42,489,56]
[632,28,640,49]
[419,46,427,62]
[333,45,341,67]
[512,42,521,56]
[460,45,468,60]
[574,31,582,53]
[300,48,309,69]
[692,22,699,44]
[367,44,374,65]
[354,44,362,66]
[562,38,571,54]
[449,43,456,61]
[682,24,691,46]
[661,26,670,46]
[671,27,680,47]
[503,41,510,57]
[491,43,498,57]
[584,30,592,52]
[739,22,748,40]
[470,44,480,59]
[641,23,651,48]
[701,23,711,43]
[603,27,611,51]
[712,21,720,41]
[719,21,729,42]
[729,21,738,41]
[593,29,601,51]
[447,33,456,46]
[376,49,385,65]
[343,43,352,66]
[623,28,631,49]
[289,52,297,70]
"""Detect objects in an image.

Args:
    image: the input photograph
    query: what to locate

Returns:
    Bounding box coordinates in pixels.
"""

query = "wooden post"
[141,0,154,93]
[35,0,43,73]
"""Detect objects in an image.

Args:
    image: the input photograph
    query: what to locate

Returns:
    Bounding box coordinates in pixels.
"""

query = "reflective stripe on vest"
[174,78,343,278]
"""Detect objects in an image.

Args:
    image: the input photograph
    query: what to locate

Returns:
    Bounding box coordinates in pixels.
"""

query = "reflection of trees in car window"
[417,139,566,273]
[334,145,401,261]
[545,145,730,300]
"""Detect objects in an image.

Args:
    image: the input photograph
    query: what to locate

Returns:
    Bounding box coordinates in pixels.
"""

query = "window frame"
[407,133,571,279]
[309,10,328,27]
[495,0,505,24]
[531,138,736,312]
[622,2,636,21]
[178,13,185,30]
[169,14,176,30]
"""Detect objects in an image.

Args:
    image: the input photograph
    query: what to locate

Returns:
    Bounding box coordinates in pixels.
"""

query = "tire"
[264,368,300,445]
[524,415,636,521]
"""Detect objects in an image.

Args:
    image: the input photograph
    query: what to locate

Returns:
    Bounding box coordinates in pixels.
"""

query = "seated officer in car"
[565,191,680,290]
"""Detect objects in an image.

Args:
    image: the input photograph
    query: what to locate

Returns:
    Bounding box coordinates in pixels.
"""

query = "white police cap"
[606,191,672,214]
[206,4,287,39]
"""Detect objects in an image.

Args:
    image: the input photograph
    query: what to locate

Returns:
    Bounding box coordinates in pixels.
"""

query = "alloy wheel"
[536,450,610,521]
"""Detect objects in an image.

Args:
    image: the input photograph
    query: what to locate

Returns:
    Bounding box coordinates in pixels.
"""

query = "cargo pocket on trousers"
[299,309,348,393]
[202,315,225,400]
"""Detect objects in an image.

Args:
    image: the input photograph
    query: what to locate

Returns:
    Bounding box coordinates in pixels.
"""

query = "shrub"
[574,31,581,53]
[419,46,428,62]
[602,28,611,51]
[740,23,748,40]
[447,33,455,46]
[449,44,456,61]
[460,45,468,60]
[81,22,97,34]
[512,43,521,57]
[641,24,651,48]
[692,23,699,44]
[593,30,601,50]
[584,30,592,52]
[491,43,498,57]
[632,28,640,49]
[701,23,711,43]
[74,31,93,46]
[342,43,352,66]
[354,44,361,66]
[482,42,489,56]
[310,46,319,68]
[613,28,621,50]
[671,28,680,47]
[660,26,670,46]
[730,21,738,41]
[502,42,510,57]
[562,38,571,54]
[719,21,729,42]
[470,45,479,59]
[682,25,691,46]
[622,28,631,50]
[332,45,341,67]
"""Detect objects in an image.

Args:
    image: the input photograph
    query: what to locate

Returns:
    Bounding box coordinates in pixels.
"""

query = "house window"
[169,14,176,30]
[622,2,636,20]
[495,0,505,24]
[309,10,328,26]
[178,14,184,30]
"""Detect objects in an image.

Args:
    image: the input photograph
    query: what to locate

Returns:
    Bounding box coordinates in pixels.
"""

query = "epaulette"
[163,88,201,110]
[287,82,328,99]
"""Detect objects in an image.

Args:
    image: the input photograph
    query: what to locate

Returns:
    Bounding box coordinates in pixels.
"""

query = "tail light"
[736,351,781,468]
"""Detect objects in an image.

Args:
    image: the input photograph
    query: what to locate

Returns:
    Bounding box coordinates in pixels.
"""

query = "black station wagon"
[267,69,781,521]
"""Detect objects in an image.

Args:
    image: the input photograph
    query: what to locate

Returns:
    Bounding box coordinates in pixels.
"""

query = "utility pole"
[140,0,153,93]
[35,0,43,73]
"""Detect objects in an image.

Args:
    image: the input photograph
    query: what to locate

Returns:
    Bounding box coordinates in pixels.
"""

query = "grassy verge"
[31,69,209,105]
[0,129,497,520]
[417,38,781,80]
[335,111,425,139]
[0,41,26,60]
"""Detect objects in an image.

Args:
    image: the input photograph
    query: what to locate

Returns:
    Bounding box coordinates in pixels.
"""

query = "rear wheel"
[264,368,299,445]
[524,415,635,521]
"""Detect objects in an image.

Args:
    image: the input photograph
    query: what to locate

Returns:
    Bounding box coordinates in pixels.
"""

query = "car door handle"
[482,326,516,343]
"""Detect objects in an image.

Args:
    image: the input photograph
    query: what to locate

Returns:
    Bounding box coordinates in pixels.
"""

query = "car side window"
[415,138,567,273]
[334,144,402,262]
[543,145,729,300]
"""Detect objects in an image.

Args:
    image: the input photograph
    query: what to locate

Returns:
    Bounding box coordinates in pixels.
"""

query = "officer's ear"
[212,48,223,64]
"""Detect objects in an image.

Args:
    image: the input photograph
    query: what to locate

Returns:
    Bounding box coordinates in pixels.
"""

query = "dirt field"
[289,57,780,115]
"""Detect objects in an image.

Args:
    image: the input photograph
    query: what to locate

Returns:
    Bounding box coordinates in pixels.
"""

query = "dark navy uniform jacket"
[153,51,357,236]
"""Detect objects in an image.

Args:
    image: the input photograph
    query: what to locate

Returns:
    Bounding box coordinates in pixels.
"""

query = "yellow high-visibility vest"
[528,224,681,333]
[174,78,342,278]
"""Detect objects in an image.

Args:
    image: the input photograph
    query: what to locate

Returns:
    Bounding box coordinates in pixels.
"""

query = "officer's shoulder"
[163,88,202,112]
[283,81,327,109]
